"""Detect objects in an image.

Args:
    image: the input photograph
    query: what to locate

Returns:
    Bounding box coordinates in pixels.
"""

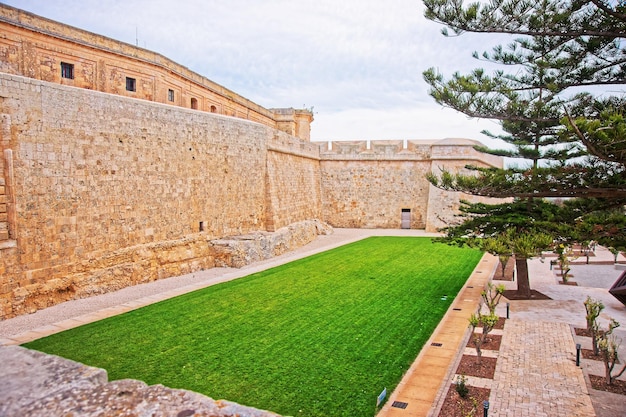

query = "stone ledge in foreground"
[0,345,282,417]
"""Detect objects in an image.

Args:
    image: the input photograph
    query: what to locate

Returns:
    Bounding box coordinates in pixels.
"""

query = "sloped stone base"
[211,219,333,268]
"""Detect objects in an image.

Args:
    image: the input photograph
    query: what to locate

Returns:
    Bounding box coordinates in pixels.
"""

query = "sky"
[4,0,508,147]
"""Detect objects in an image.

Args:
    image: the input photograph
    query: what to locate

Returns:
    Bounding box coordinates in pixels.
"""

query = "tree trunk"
[499,255,508,279]
[515,256,532,299]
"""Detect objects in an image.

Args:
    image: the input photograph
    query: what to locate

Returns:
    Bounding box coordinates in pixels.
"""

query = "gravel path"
[0,228,439,339]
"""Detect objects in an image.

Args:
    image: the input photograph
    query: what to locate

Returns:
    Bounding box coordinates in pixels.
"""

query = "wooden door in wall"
[401,209,411,229]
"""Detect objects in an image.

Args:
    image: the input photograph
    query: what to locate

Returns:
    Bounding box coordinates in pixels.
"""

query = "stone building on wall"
[0,4,313,141]
[0,4,503,319]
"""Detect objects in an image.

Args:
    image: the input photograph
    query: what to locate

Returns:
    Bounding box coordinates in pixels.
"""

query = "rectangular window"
[60,62,74,79]
[168,89,174,102]
[126,77,136,92]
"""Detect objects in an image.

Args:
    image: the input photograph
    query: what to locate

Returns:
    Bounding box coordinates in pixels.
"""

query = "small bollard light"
[576,343,581,366]
[483,400,489,417]
[506,302,510,319]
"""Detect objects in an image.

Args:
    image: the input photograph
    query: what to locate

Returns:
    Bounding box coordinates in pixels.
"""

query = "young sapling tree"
[481,282,506,315]
[481,237,512,280]
[608,247,620,263]
[597,319,626,385]
[584,296,605,355]
[555,243,572,283]
[468,312,499,364]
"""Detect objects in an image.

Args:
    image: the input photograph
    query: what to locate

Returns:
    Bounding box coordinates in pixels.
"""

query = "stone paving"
[489,320,595,417]
[425,246,626,417]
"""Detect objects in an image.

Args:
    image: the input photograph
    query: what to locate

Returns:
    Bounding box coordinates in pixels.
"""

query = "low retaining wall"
[212,219,333,268]
[2,220,332,320]
[0,345,283,417]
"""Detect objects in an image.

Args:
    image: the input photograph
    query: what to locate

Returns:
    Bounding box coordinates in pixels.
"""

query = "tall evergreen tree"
[422,0,626,297]
[423,0,626,198]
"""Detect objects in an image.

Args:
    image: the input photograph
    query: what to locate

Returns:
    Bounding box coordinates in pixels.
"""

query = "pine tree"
[422,0,626,297]
[423,0,626,198]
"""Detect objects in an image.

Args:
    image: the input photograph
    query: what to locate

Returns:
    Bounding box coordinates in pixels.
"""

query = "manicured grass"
[24,237,482,417]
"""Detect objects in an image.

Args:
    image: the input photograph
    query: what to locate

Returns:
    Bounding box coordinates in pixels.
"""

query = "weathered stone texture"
[426,141,506,232]
[0,74,323,319]
[320,159,431,229]
[319,139,503,231]
[212,219,332,268]
[0,345,283,417]
[265,135,322,231]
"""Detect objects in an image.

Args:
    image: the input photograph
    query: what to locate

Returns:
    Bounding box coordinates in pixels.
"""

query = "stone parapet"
[319,138,503,168]
[319,140,434,160]
[0,345,283,417]
[430,137,504,168]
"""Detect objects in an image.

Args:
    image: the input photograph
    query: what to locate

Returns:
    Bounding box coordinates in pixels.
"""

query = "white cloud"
[311,105,503,144]
[5,0,506,145]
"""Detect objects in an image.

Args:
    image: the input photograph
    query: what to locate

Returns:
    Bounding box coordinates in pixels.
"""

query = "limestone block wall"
[319,139,504,231]
[0,74,322,319]
[426,139,506,232]
[319,140,437,229]
[265,133,322,231]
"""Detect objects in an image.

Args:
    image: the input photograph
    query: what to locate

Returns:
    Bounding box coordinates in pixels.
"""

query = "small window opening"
[210,105,217,113]
[168,89,175,102]
[191,98,198,109]
[61,62,74,79]
[199,221,206,232]
[126,77,136,92]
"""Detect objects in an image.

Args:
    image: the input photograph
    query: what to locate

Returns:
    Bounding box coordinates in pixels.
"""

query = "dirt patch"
[583,348,602,361]
[581,348,620,363]
[575,327,593,337]
[493,257,515,281]
[559,281,578,285]
[437,385,491,417]
[456,355,497,379]
[467,334,502,351]
[589,374,626,396]
[503,289,552,300]
[494,316,506,330]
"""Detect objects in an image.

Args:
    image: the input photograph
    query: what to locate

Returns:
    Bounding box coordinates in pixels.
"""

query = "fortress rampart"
[0,74,324,318]
[318,139,502,230]
[0,5,504,319]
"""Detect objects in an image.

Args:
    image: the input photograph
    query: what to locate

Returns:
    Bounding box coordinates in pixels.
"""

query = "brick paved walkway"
[489,320,595,417]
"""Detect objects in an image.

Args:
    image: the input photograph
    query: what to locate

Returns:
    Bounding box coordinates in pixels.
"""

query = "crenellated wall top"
[317,138,503,168]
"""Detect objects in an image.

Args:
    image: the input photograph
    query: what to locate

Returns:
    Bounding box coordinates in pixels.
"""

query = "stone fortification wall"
[426,138,506,231]
[318,139,504,231]
[1,345,283,417]
[0,74,323,319]
[265,134,322,231]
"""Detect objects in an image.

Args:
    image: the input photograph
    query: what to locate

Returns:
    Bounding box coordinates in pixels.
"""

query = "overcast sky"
[5,0,508,146]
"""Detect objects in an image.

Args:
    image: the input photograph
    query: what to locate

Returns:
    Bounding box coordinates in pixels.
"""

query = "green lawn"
[24,237,482,417]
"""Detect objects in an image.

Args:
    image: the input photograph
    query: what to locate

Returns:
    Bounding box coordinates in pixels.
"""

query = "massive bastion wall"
[0,74,323,319]
[0,73,503,320]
